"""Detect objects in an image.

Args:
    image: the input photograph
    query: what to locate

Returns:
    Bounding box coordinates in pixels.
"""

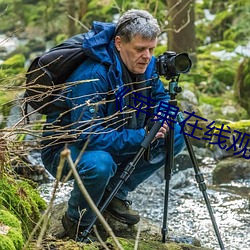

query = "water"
[38,157,250,250]
[129,158,250,250]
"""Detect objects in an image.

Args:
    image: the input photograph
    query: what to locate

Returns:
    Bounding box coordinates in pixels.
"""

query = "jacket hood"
[82,21,116,65]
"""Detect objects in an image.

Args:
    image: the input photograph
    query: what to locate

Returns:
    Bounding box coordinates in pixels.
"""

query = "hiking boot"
[105,196,140,225]
[61,213,97,243]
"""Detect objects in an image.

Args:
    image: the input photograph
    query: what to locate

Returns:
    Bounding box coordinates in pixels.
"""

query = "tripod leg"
[162,121,175,243]
[182,128,225,250]
[81,121,162,240]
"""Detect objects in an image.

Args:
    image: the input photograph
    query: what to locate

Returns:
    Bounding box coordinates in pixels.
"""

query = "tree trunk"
[167,0,196,63]
[67,0,77,36]
[78,0,88,20]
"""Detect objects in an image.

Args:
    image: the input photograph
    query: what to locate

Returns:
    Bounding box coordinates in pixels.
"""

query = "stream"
[38,155,250,250]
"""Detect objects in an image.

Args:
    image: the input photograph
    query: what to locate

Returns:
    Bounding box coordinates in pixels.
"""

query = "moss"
[217,40,237,51]
[0,209,24,249]
[55,34,68,45]
[0,235,16,250]
[1,54,25,69]
[0,91,17,109]
[29,239,98,250]
[27,238,211,250]
[213,67,235,86]
[0,54,26,87]
[208,10,234,42]
[197,89,249,121]
[0,174,47,239]
[0,209,21,229]
[226,120,250,133]
[199,95,224,108]
[84,243,100,250]
[234,58,250,115]
[105,237,207,250]
[7,228,24,249]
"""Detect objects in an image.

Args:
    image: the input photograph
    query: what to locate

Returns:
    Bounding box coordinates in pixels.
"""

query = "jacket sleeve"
[65,61,146,156]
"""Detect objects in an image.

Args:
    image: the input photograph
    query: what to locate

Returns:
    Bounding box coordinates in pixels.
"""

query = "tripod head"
[168,76,182,100]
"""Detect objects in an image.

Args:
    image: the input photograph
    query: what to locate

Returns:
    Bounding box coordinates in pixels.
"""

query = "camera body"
[156,51,192,79]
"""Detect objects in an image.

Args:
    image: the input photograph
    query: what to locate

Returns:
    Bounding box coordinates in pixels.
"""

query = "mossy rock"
[30,239,204,250]
[106,237,210,250]
[0,209,24,250]
[0,174,47,239]
[213,157,250,184]
[213,119,250,134]
[205,119,250,158]
[42,202,211,250]
[234,57,250,116]
[198,91,248,121]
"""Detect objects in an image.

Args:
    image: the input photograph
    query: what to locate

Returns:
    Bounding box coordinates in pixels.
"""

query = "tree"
[166,0,196,62]
[66,0,88,36]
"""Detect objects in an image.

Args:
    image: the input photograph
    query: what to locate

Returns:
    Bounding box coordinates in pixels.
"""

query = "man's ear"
[115,36,122,51]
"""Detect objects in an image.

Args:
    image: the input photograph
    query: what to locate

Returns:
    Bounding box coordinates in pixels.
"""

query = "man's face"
[115,35,157,74]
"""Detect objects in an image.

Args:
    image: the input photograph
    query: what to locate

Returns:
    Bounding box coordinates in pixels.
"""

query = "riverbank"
[38,154,250,250]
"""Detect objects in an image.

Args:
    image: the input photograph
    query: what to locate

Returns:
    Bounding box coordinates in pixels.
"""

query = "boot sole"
[105,210,140,225]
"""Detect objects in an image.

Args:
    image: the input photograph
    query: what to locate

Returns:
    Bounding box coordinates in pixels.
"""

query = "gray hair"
[115,9,161,43]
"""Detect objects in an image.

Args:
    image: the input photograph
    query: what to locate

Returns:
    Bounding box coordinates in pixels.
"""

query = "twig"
[93,225,110,250]
[134,218,142,250]
[68,14,89,31]
[61,148,124,250]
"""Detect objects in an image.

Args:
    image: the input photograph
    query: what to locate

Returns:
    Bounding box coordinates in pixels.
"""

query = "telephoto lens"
[156,51,192,79]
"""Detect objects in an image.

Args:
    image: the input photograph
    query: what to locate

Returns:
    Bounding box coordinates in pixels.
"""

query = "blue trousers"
[41,126,185,226]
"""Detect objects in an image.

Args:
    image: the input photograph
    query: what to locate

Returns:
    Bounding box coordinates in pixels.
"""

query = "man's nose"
[142,49,151,59]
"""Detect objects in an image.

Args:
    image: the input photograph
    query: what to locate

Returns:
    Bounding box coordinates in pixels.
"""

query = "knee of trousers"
[77,150,117,182]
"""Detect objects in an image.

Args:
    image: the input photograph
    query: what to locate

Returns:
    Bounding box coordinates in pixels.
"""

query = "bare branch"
[68,14,90,32]
[62,148,124,250]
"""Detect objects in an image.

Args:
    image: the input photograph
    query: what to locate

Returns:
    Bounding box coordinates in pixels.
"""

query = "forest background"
[0,0,250,249]
[0,0,250,126]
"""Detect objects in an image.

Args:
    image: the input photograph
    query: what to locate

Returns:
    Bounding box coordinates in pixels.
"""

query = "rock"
[12,151,51,183]
[213,157,250,184]
[170,168,193,189]
[199,103,214,118]
[221,105,237,116]
[181,89,199,105]
[43,201,212,250]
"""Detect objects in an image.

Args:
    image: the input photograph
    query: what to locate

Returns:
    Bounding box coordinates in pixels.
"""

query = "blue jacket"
[44,21,170,156]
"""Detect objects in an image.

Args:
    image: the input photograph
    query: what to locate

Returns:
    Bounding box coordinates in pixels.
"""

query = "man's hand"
[155,120,169,139]
[150,114,169,143]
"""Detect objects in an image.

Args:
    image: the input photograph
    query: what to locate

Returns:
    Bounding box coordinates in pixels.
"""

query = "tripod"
[161,77,225,249]
[82,77,225,250]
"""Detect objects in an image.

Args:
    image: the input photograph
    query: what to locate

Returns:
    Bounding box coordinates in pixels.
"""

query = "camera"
[156,51,192,79]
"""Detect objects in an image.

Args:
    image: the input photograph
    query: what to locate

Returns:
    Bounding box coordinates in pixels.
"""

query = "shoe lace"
[123,199,132,209]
